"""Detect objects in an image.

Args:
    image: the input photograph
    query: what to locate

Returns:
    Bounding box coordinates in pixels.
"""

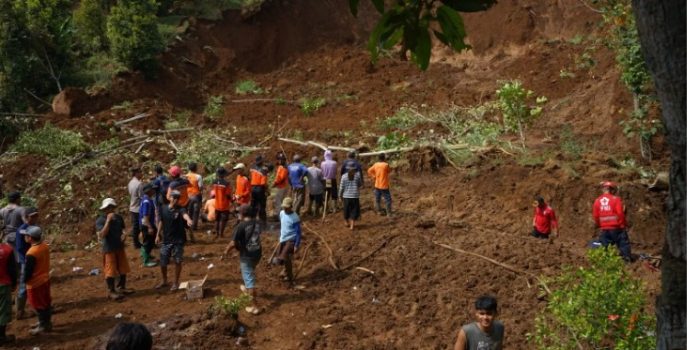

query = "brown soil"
[0,0,668,348]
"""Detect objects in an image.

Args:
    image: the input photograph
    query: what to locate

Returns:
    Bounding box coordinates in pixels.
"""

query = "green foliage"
[299,97,326,116]
[530,248,655,349]
[559,126,584,159]
[106,0,164,73]
[559,69,576,79]
[158,15,189,46]
[567,34,584,45]
[495,80,547,146]
[234,79,263,95]
[379,106,422,131]
[351,0,496,70]
[175,130,242,173]
[11,124,89,159]
[204,95,224,120]
[72,52,128,90]
[0,195,37,209]
[165,110,192,129]
[214,294,251,319]
[73,0,108,51]
[377,131,409,150]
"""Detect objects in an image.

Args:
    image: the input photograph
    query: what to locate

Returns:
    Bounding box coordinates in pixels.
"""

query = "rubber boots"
[15,296,26,320]
[140,247,157,268]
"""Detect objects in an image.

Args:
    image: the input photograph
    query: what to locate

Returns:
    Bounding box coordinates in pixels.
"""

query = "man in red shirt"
[592,181,632,262]
[531,195,558,239]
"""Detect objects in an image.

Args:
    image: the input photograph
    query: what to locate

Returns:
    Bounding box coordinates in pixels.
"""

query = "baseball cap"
[100,198,117,210]
[233,163,245,170]
[19,226,42,239]
[169,166,181,177]
[281,197,293,209]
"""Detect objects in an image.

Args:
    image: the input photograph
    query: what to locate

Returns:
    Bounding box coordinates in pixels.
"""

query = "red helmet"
[601,181,617,188]
[169,166,181,177]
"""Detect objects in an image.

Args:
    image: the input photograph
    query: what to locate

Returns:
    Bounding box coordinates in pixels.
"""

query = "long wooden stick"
[293,243,312,279]
[322,191,329,222]
[148,127,194,134]
[278,137,308,147]
[432,241,552,294]
[341,235,395,271]
[115,113,149,126]
[308,141,328,151]
[302,223,339,270]
[267,241,281,264]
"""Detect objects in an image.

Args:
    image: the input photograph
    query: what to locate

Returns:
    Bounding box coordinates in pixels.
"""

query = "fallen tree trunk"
[115,113,149,126]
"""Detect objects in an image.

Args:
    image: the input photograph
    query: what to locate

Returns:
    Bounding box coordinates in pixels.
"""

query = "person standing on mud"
[14,207,38,320]
[321,150,339,213]
[0,191,24,247]
[0,234,17,344]
[339,165,362,230]
[367,153,392,217]
[531,195,558,239]
[234,163,251,219]
[128,167,144,249]
[249,155,269,224]
[21,226,52,335]
[185,163,204,232]
[166,166,194,243]
[96,198,134,300]
[453,295,504,350]
[272,198,301,287]
[592,181,632,262]
[212,167,233,239]
[152,165,170,223]
[340,151,363,187]
[306,156,324,217]
[156,190,193,291]
[287,154,308,215]
[139,184,158,267]
[271,152,289,219]
[222,205,262,315]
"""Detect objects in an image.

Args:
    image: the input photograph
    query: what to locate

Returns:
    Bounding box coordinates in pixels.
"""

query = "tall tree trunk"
[630,1,686,349]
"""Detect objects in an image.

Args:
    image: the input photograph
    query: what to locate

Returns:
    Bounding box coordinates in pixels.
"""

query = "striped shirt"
[339,173,362,199]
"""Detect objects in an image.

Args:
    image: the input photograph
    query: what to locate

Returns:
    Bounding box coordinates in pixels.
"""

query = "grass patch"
[517,151,548,167]
[559,126,584,159]
[205,96,224,120]
[377,131,410,150]
[175,130,244,173]
[165,110,192,130]
[234,79,264,95]
[11,124,89,159]
[299,97,326,116]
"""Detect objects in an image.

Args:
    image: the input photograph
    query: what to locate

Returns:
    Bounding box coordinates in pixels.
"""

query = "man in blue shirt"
[14,207,37,320]
[151,165,170,223]
[139,184,158,267]
[287,154,308,215]
[272,198,301,287]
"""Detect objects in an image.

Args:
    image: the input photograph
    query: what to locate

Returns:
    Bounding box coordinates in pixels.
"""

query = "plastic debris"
[322,324,333,329]
[72,266,83,273]
[159,323,167,329]
[114,313,123,319]
[89,268,100,276]
[207,263,214,270]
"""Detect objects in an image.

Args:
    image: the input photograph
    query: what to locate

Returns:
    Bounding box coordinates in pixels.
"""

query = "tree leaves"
[442,0,497,13]
[435,5,468,51]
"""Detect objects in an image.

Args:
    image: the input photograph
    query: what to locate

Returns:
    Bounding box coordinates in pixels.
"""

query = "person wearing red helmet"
[592,181,632,262]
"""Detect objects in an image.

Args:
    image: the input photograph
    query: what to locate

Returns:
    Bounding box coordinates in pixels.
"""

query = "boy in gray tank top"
[453,295,504,350]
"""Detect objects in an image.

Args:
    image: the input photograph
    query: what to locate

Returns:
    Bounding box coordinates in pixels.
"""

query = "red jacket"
[0,244,13,286]
[592,193,626,229]
[533,205,558,234]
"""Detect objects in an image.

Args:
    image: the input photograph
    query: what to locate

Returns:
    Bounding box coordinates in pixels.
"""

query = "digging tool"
[322,191,329,222]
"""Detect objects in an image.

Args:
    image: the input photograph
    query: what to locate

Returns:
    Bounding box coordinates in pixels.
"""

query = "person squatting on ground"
[166,166,193,242]
[222,205,262,315]
[249,155,269,224]
[367,153,392,217]
[96,198,134,301]
[15,207,38,320]
[0,191,24,247]
[106,322,153,350]
[21,225,52,335]
[453,295,504,350]
[321,150,339,213]
[128,167,144,249]
[273,198,302,287]
[139,184,159,267]
[339,165,362,230]
[213,168,233,239]
[531,195,559,239]
[156,190,193,291]
[593,181,632,262]
[272,152,290,218]
[185,163,204,232]
[287,155,308,215]
[306,156,325,217]
[0,237,17,344]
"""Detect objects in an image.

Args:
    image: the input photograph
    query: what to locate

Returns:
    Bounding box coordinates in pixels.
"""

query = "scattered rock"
[415,218,436,229]
[52,87,89,117]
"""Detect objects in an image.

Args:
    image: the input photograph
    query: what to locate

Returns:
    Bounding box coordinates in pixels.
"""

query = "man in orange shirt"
[367,153,392,217]
[212,168,233,239]
[234,163,251,220]
[185,163,204,231]
[271,152,289,219]
[20,226,52,335]
[249,155,269,224]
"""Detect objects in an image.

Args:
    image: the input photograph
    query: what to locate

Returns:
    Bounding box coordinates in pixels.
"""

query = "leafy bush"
[530,248,655,349]
[214,294,251,319]
[106,0,164,73]
[559,126,584,159]
[0,195,37,209]
[204,95,224,120]
[377,131,409,150]
[496,80,547,147]
[234,79,263,95]
[11,124,89,159]
[175,130,242,173]
[299,97,326,116]
[379,107,422,131]
[73,0,107,52]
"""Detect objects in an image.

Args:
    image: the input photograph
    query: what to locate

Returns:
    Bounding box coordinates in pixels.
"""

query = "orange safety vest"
[236,175,251,205]
[185,173,201,197]
[250,167,267,187]
[212,179,232,211]
[26,242,50,289]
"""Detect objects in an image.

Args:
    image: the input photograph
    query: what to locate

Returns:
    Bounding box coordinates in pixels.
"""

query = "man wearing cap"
[20,226,52,335]
[249,155,269,224]
[273,197,301,287]
[96,198,134,300]
[306,156,324,217]
[156,190,193,291]
[287,154,308,215]
[0,233,16,343]
[271,152,289,219]
[14,207,38,320]
[234,163,251,208]
[139,184,158,267]
[0,191,24,247]
[128,168,144,249]
[185,163,204,232]
[593,181,632,262]
[212,167,233,239]
[166,166,194,243]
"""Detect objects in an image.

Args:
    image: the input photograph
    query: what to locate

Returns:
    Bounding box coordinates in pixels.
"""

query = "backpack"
[244,221,261,253]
